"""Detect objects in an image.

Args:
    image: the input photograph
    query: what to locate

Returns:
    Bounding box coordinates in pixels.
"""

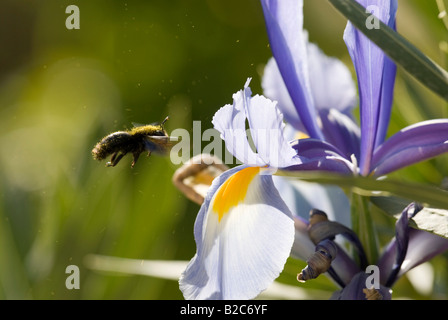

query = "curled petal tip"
[172,154,229,205]
[297,239,337,283]
[308,209,329,226]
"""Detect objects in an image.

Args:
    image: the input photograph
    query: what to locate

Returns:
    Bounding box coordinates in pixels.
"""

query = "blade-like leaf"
[328,0,448,101]
[366,196,448,239]
[370,195,412,216]
[277,170,448,210]
[410,207,448,239]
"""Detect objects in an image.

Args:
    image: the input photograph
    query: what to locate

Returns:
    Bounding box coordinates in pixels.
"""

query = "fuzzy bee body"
[92,117,171,168]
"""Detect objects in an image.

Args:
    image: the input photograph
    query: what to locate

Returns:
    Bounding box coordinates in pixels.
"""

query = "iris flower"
[179,0,448,300]
[179,79,301,299]
[261,0,448,177]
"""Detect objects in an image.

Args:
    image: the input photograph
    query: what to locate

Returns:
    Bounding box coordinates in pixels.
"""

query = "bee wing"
[144,135,175,153]
[133,116,169,128]
[132,122,148,128]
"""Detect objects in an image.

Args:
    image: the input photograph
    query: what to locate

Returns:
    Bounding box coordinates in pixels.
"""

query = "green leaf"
[410,207,448,239]
[368,196,448,239]
[369,195,412,216]
[276,170,448,210]
[327,0,448,101]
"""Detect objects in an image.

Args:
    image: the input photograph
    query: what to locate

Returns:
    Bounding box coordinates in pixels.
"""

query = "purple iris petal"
[375,55,397,148]
[398,229,448,277]
[330,244,362,287]
[262,40,357,136]
[371,119,448,176]
[292,139,346,158]
[307,42,357,114]
[343,0,397,175]
[379,203,422,286]
[319,109,361,160]
[286,157,354,174]
[374,1,398,148]
[331,272,392,300]
[286,139,355,174]
[260,0,324,140]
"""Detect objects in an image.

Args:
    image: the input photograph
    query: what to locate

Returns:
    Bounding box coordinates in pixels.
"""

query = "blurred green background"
[0,0,447,299]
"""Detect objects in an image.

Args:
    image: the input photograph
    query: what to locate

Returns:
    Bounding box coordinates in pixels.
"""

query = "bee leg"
[107,152,125,167]
[131,152,141,168]
[106,152,116,166]
[147,151,152,157]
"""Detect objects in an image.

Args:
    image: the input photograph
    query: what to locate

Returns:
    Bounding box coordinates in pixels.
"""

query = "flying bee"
[92,116,173,168]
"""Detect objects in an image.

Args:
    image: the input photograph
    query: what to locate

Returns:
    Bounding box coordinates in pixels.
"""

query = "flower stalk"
[350,193,379,266]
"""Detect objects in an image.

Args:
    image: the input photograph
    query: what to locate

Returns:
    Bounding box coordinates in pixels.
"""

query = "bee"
[92,116,173,168]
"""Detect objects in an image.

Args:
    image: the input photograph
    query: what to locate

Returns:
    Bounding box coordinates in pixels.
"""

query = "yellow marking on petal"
[212,166,261,222]
[295,131,310,140]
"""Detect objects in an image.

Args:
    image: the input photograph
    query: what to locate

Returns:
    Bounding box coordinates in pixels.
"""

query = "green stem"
[350,193,379,266]
[436,0,448,31]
